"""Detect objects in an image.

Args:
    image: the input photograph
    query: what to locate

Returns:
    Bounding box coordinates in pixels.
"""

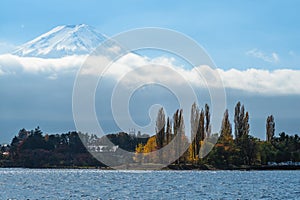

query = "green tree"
[173,109,185,164]
[190,102,200,160]
[220,109,232,141]
[234,102,249,142]
[155,107,165,162]
[266,115,275,142]
[166,117,172,145]
[198,109,205,141]
[205,104,211,138]
[20,126,46,150]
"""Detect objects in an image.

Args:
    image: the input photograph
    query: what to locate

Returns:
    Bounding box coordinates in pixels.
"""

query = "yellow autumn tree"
[134,143,144,164]
[143,136,158,163]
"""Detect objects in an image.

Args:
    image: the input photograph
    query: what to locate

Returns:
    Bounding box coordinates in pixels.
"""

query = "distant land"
[1,102,299,170]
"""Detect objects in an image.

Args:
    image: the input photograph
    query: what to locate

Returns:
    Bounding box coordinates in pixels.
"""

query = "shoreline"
[1,164,300,171]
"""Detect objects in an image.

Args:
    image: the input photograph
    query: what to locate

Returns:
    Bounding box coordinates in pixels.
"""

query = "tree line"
[0,101,299,169]
[135,102,300,168]
[0,127,149,168]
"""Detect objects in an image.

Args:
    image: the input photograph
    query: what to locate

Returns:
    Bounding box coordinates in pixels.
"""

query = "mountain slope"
[13,24,107,58]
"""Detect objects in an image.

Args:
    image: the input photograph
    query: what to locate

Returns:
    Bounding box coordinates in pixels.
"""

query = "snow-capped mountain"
[13,24,107,58]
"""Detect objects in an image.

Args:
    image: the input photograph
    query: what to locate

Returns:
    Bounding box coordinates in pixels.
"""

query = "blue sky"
[1,0,300,70]
[0,0,300,142]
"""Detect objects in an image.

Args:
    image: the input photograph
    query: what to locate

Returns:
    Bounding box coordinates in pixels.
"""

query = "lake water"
[0,168,299,199]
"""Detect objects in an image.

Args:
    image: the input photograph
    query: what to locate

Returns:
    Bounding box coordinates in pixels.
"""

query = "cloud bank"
[0,53,299,95]
[0,54,86,75]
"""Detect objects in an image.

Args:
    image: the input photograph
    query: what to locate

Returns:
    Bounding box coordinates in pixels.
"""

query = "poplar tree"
[155,107,165,162]
[191,103,200,160]
[234,102,249,141]
[173,109,185,164]
[220,109,232,141]
[234,102,253,164]
[266,115,275,142]
[198,109,205,141]
[166,117,172,145]
[205,104,211,138]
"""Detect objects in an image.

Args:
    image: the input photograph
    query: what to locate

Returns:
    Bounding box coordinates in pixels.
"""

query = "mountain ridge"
[13,24,107,58]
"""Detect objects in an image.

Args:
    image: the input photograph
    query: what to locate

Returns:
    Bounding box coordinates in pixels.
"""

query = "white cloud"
[102,54,300,95]
[0,53,299,95]
[0,54,86,74]
[246,48,280,64]
[217,68,300,95]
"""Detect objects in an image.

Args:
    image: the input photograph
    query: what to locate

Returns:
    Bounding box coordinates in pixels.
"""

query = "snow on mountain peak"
[13,24,107,58]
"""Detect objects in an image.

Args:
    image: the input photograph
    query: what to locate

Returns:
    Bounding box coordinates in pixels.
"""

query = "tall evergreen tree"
[243,111,250,136]
[191,103,199,160]
[266,115,275,142]
[192,108,205,160]
[173,109,185,164]
[234,102,242,139]
[205,104,211,138]
[166,117,172,145]
[155,108,165,162]
[234,102,253,164]
[220,109,232,140]
[234,102,249,141]
[198,109,205,141]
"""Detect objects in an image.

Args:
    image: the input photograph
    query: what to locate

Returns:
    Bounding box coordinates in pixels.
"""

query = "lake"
[0,168,299,199]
